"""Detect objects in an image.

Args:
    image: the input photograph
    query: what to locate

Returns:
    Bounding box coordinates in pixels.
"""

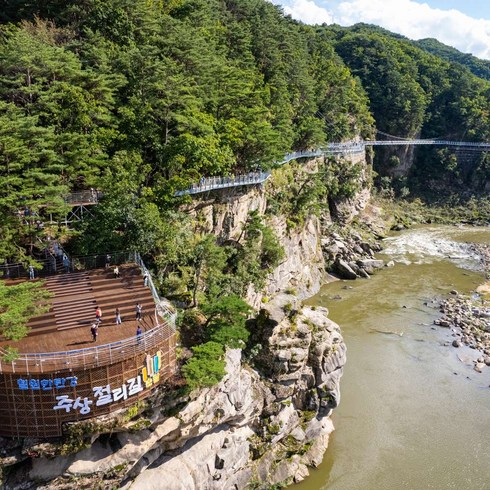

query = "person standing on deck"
[105,254,111,268]
[114,266,120,279]
[115,307,122,325]
[135,303,142,321]
[28,265,35,280]
[136,325,142,344]
[91,323,98,342]
[143,270,149,286]
[95,306,102,324]
[62,253,70,272]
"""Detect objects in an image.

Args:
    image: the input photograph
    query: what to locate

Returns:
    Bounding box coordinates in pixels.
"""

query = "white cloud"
[273,0,334,25]
[336,0,490,59]
[268,0,490,60]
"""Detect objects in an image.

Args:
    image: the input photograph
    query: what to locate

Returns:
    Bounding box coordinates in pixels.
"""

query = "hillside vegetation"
[325,23,490,196]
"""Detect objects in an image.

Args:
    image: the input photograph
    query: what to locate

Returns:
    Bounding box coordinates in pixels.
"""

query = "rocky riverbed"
[435,243,490,373]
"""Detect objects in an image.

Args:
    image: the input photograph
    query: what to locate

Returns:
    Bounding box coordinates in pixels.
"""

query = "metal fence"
[174,171,271,196]
[0,320,175,374]
[70,251,137,271]
[0,255,62,280]
[134,252,177,323]
[174,144,367,196]
[64,190,103,205]
[0,250,134,280]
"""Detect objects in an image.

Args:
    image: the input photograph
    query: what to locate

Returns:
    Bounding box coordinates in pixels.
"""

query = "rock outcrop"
[124,297,346,489]
[184,185,327,308]
[322,229,385,280]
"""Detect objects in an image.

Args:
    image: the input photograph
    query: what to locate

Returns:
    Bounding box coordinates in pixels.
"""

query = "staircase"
[25,265,156,336]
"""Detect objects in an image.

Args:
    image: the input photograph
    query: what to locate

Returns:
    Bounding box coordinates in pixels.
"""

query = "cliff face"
[183,183,327,308]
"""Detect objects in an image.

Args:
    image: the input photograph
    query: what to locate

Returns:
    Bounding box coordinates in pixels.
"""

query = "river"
[298,225,490,490]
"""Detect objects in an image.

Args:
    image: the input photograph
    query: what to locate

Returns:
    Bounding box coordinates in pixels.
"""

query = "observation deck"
[0,257,177,437]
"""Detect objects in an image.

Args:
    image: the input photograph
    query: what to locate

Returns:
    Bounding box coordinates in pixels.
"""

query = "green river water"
[296,225,490,490]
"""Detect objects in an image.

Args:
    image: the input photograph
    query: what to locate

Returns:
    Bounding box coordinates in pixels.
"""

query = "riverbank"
[297,232,490,490]
[375,195,490,229]
[435,242,490,371]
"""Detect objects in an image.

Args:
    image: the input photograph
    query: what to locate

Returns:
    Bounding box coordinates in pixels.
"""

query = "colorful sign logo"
[141,350,162,388]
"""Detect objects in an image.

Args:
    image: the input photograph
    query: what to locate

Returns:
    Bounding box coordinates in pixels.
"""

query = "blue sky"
[268,1,490,59]
[425,1,490,19]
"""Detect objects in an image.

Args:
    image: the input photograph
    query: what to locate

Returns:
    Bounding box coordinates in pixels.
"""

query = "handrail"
[365,139,490,148]
[174,137,490,197]
[64,190,103,205]
[0,250,131,279]
[70,251,137,272]
[134,252,177,325]
[174,171,271,196]
[175,144,366,196]
[0,320,174,374]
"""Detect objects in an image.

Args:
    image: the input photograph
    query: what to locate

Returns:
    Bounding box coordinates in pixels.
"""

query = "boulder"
[357,259,384,270]
[334,259,357,280]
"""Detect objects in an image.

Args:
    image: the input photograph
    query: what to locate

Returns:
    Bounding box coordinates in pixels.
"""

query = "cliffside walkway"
[174,144,365,196]
[175,138,490,197]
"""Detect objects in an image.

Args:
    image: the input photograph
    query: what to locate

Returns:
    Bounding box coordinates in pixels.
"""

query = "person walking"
[143,270,149,286]
[135,303,142,321]
[136,325,142,344]
[114,266,120,279]
[105,254,111,268]
[91,323,98,342]
[115,307,122,325]
[62,253,70,273]
[95,306,102,323]
[28,265,35,280]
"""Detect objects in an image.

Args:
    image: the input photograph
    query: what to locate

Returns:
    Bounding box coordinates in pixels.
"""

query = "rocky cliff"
[183,183,326,308]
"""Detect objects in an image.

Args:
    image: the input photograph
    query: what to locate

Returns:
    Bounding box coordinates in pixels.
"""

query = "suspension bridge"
[175,138,490,196]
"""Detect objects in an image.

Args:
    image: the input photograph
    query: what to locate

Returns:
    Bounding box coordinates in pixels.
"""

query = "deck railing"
[70,251,137,272]
[0,250,133,280]
[0,320,174,374]
[134,252,177,324]
[174,171,271,196]
[64,190,103,205]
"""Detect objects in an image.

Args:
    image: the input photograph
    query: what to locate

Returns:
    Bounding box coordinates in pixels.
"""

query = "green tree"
[182,341,226,390]
[190,235,228,307]
[0,280,51,341]
[202,294,251,349]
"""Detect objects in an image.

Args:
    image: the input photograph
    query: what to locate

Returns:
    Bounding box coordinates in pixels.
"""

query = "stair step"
[19,264,159,339]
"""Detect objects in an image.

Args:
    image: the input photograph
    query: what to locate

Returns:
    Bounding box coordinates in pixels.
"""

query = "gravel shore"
[435,243,490,373]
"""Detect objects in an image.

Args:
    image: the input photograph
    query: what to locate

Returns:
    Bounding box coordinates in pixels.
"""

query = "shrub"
[182,341,226,390]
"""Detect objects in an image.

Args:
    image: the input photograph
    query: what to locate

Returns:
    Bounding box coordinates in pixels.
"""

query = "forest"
[2,0,489,264]
[1,0,490,379]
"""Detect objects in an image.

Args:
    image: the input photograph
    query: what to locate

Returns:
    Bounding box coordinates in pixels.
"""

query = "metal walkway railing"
[175,144,366,196]
[175,171,271,196]
[365,139,490,148]
[134,252,177,323]
[0,320,174,374]
[174,138,490,197]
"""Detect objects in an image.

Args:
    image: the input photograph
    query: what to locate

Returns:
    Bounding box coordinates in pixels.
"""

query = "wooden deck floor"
[1,264,158,354]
